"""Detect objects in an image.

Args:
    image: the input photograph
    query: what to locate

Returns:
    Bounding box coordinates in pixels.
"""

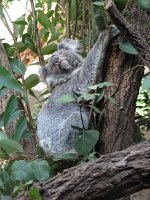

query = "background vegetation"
[0,0,150,199]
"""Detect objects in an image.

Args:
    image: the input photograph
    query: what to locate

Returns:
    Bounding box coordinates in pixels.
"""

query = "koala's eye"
[51,55,59,64]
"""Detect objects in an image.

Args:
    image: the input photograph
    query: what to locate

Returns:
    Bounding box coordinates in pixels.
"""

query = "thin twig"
[73,0,78,39]
[30,0,45,67]
[2,6,37,143]
[80,0,85,36]
[66,0,71,38]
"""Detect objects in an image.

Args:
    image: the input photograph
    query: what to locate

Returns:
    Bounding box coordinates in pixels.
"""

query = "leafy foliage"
[0,0,148,198]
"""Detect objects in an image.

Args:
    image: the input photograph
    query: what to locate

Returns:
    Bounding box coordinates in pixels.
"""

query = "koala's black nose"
[51,55,59,64]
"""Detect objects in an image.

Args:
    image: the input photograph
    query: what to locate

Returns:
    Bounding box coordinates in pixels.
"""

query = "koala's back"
[36,75,89,155]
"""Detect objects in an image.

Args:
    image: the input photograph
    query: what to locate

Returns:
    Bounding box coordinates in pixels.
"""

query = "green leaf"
[53,153,77,161]
[3,95,18,128]
[89,105,101,114]
[21,130,32,139]
[36,145,45,157]
[0,131,8,139]
[119,41,138,55]
[142,75,150,90]
[1,195,12,200]
[0,113,3,128]
[73,130,100,156]
[0,139,23,154]
[31,160,49,181]
[78,93,94,102]
[70,0,76,21]
[88,152,97,161]
[0,148,10,159]
[13,117,27,142]
[41,44,57,55]
[88,82,113,90]
[24,37,38,54]
[48,33,60,43]
[13,20,28,25]
[25,74,40,90]
[0,87,9,97]
[57,94,76,104]
[11,160,33,181]
[96,89,105,103]
[29,187,42,200]
[8,111,20,125]
[0,64,23,93]
[38,11,51,29]
[114,0,128,11]
[135,0,150,10]
[5,47,16,57]
[17,41,28,53]
[9,58,26,75]
[0,178,4,187]
[29,89,38,99]
[92,2,104,6]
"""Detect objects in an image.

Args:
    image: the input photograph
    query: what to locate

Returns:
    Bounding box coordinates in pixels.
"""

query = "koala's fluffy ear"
[57,39,82,53]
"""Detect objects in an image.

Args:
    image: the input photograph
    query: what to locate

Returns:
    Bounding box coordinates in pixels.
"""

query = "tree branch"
[17,140,150,200]
[104,0,150,66]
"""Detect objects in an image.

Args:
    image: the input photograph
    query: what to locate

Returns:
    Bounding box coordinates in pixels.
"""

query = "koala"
[40,39,83,91]
[37,29,111,155]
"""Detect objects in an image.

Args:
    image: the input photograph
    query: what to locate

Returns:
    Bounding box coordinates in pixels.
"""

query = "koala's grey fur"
[37,30,110,155]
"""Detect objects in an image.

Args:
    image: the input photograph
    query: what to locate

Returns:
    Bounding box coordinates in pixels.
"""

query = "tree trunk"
[99,0,150,154]
[16,140,150,200]
[98,1,150,199]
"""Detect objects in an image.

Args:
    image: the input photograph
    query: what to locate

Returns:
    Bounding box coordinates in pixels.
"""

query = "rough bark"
[16,140,150,200]
[104,0,150,66]
[98,1,150,154]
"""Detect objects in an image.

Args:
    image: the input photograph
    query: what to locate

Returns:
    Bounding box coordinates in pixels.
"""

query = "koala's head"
[47,39,83,74]
[43,39,83,91]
